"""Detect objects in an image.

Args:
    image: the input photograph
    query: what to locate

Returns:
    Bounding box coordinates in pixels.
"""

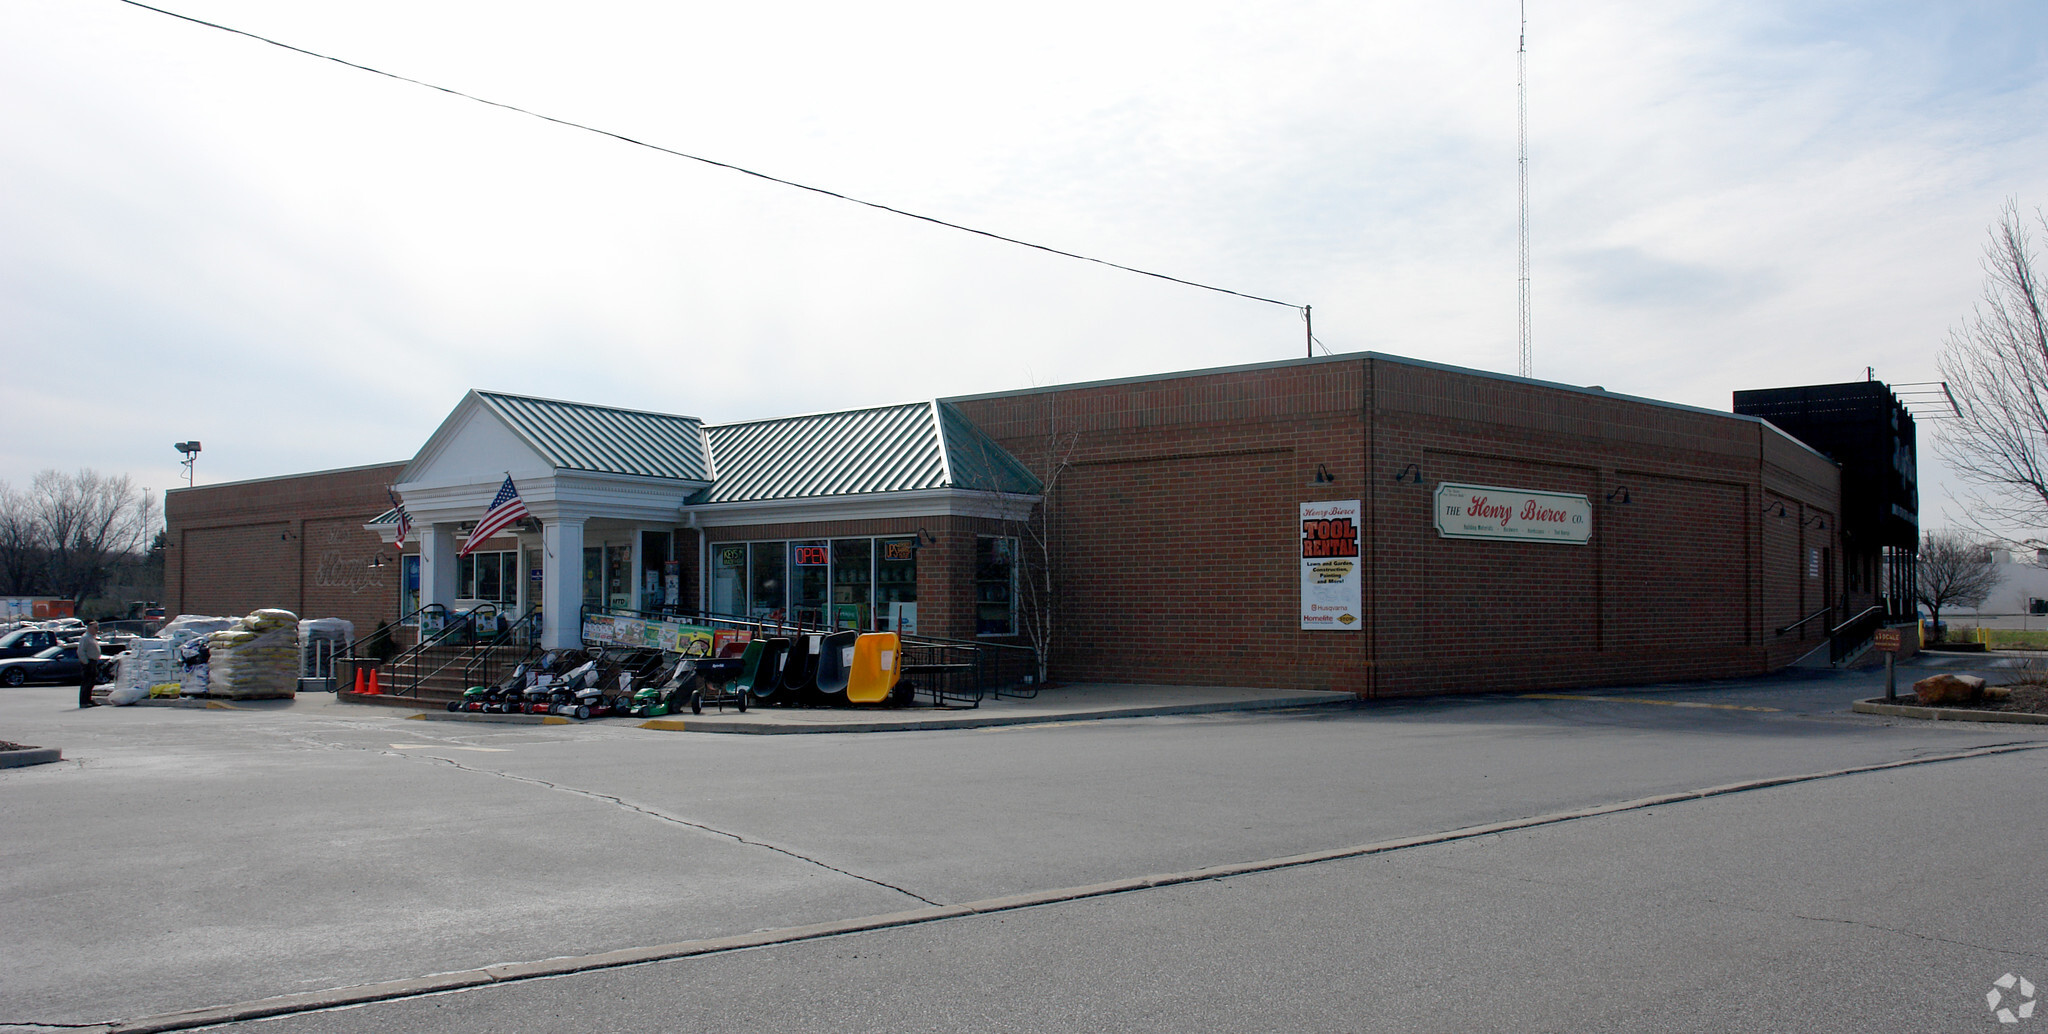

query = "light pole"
[174,441,201,486]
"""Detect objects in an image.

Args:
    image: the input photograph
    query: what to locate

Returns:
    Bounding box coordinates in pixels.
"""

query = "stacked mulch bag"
[206,609,300,699]
[100,615,236,704]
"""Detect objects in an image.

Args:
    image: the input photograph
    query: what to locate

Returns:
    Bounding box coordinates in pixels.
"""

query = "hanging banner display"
[580,614,714,655]
[1434,482,1591,544]
[1301,500,1363,631]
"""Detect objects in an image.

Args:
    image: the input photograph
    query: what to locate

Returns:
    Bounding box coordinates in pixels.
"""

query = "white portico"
[373,390,712,648]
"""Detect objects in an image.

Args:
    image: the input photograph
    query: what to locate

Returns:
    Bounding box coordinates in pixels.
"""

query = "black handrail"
[343,603,448,659]
[1829,605,1885,638]
[461,606,542,690]
[384,603,498,698]
[1775,605,1834,637]
[1828,605,1891,665]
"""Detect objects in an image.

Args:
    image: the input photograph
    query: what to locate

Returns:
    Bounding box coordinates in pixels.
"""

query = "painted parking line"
[1519,693,1780,712]
[387,744,512,752]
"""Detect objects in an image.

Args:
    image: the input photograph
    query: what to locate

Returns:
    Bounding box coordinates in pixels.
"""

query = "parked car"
[0,645,115,687]
[0,627,65,660]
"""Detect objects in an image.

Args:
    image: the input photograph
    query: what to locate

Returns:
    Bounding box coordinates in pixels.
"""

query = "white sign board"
[1434,483,1591,544]
[1301,500,1363,630]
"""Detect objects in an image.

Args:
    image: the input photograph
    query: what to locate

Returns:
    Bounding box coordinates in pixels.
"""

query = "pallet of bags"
[106,638,185,705]
[206,608,300,699]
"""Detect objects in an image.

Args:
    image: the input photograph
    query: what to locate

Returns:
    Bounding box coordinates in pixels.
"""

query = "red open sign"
[793,545,829,566]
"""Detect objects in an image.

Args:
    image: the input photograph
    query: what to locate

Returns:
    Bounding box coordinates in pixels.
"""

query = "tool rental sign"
[1434,483,1591,544]
[1301,500,1363,630]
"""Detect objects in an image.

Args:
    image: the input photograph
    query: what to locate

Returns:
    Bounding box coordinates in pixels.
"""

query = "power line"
[113,0,1308,318]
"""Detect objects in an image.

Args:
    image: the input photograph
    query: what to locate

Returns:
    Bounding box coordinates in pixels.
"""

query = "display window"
[711,544,747,617]
[975,536,1016,636]
[749,542,786,621]
[712,536,916,631]
[401,555,421,618]
[791,540,830,626]
[456,550,519,604]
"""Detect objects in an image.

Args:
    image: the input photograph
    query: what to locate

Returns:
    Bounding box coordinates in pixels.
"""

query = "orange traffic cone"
[352,667,366,694]
[365,668,382,695]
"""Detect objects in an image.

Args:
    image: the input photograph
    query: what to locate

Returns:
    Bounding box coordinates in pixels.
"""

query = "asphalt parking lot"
[4,662,2044,1033]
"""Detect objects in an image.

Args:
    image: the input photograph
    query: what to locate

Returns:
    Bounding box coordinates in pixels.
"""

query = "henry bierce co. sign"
[1434,482,1591,544]
[1301,500,1363,630]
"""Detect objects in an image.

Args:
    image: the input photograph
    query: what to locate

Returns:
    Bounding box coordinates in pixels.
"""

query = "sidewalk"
[401,683,1358,734]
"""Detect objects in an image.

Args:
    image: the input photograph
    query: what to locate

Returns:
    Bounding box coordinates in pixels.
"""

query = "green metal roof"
[938,401,1042,496]
[477,391,711,482]
[695,401,1040,505]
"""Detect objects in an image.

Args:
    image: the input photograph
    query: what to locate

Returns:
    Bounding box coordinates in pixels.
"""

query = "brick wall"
[165,462,405,636]
[951,354,1846,696]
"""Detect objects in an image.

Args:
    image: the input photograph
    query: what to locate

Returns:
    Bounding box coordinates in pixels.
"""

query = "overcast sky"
[5,0,2045,528]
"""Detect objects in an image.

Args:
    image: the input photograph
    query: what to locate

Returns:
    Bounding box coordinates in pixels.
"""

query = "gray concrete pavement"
[216,746,2048,1034]
[3,665,2044,1030]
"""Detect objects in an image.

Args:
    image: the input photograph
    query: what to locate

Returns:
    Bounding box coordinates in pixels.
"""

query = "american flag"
[460,476,528,556]
[388,489,411,550]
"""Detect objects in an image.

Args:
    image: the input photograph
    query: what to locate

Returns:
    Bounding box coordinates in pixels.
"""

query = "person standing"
[78,621,101,708]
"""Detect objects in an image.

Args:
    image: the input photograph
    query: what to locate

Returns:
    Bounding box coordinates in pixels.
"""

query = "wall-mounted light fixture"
[1803,515,1829,530]
[915,527,937,548]
[1762,501,1788,518]
[1313,463,1338,485]
[366,554,388,570]
[1606,485,1633,505]
[1391,463,1423,484]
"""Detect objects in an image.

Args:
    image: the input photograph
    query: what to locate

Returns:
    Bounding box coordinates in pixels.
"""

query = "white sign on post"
[1301,500,1363,630]
[1433,483,1591,544]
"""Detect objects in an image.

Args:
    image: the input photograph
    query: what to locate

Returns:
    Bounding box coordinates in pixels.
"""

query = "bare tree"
[30,469,161,607]
[1010,425,1079,686]
[1937,199,2048,541]
[1914,530,2002,630]
[0,482,41,595]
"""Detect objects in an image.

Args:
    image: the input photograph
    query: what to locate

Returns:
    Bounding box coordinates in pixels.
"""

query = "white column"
[541,518,586,649]
[628,529,645,613]
[420,523,459,618]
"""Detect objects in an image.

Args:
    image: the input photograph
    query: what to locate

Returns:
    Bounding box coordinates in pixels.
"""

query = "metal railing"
[1828,605,1888,665]
[1775,605,1834,638]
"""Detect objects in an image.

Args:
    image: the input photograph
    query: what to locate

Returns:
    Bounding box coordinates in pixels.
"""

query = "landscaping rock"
[1913,673,1987,706]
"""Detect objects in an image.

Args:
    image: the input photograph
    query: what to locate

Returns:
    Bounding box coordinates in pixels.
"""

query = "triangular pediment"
[398,392,554,490]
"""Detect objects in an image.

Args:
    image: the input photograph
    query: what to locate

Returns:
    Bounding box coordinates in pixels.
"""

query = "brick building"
[164,352,1907,696]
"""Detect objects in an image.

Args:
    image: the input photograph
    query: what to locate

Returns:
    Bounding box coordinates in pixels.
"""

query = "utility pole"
[1517,0,1532,379]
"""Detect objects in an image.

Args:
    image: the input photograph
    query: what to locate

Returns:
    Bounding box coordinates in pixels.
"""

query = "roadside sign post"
[1873,628,1903,701]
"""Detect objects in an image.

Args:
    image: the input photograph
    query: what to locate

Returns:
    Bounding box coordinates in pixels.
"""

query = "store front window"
[401,555,421,618]
[712,536,916,631]
[456,550,519,604]
[582,546,603,608]
[876,537,916,633]
[749,541,786,621]
[975,536,1016,636]
[604,544,630,610]
[792,540,830,626]
[711,544,747,617]
[641,531,673,610]
[831,539,872,630]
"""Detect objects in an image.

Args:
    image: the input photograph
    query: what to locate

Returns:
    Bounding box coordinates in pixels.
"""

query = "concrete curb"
[94,740,2046,1033]
[1851,698,2048,724]
[409,711,569,725]
[0,746,61,768]
[634,695,1354,734]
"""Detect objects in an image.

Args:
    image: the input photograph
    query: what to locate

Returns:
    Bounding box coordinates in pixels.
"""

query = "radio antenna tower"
[1516,1,1532,378]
